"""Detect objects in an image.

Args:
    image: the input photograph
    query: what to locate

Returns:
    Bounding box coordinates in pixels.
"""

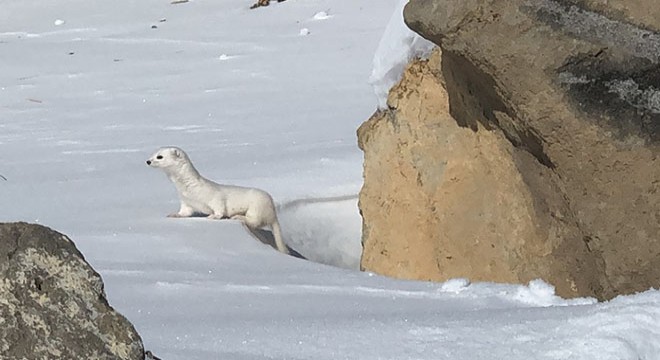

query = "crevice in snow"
[276,195,362,270]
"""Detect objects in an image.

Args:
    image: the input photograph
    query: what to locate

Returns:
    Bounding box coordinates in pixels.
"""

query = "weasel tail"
[271,220,285,253]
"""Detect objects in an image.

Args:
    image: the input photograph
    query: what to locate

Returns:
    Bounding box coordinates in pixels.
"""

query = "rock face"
[359,50,602,298]
[0,222,144,359]
[359,0,660,300]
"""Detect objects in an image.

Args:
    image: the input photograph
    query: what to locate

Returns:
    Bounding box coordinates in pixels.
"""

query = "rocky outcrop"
[359,0,660,300]
[0,222,144,359]
[359,50,603,298]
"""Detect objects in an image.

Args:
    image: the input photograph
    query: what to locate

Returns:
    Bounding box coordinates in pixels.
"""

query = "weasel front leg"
[168,202,196,218]
[207,208,227,220]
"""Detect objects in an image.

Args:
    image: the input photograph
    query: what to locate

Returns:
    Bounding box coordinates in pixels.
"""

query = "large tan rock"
[358,51,603,298]
[358,0,660,300]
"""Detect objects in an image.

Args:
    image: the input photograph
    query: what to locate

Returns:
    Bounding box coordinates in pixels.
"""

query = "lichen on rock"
[0,222,144,360]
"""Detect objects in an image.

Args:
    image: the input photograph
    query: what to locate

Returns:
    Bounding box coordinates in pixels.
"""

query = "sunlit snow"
[1,0,659,359]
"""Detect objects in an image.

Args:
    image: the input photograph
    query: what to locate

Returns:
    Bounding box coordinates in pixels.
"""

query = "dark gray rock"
[0,222,144,359]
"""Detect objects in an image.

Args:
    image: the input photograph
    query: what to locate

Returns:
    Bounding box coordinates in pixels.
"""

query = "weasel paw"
[167,213,182,218]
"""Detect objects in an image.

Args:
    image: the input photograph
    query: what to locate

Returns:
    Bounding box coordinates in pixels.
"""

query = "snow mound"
[277,195,361,269]
[511,279,597,307]
[312,11,332,21]
[369,0,435,110]
[408,288,660,360]
[440,278,471,293]
[564,290,660,360]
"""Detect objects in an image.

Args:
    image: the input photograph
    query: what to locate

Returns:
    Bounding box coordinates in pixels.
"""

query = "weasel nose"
[146,160,151,165]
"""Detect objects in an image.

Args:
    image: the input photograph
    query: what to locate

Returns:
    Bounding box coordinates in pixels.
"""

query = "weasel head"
[146,147,192,172]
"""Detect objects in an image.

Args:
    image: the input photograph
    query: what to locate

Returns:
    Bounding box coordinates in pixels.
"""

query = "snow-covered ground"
[1,0,660,359]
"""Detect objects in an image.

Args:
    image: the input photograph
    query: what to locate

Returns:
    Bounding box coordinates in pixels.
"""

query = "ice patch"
[369,0,435,110]
[54,19,66,26]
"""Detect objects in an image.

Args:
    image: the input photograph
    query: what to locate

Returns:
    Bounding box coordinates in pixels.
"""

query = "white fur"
[146,146,288,254]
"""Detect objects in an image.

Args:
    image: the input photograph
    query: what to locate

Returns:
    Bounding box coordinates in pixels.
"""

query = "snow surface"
[1,0,660,359]
[369,0,435,110]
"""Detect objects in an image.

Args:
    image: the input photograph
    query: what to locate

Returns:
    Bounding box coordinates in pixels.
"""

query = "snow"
[369,0,435,110]
[1,0,659,359]
[312,11,332,21]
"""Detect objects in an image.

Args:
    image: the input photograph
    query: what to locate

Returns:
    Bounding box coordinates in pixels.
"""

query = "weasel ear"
[172,149,181,158]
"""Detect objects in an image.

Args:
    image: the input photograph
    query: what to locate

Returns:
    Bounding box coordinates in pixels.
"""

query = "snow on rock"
[299,27,311,36]
[369,0,435,110]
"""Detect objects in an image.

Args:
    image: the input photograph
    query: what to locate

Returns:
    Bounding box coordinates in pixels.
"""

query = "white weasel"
[146,146,288,254]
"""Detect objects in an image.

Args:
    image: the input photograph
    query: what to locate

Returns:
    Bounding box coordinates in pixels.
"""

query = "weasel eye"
[156,155,163,160]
